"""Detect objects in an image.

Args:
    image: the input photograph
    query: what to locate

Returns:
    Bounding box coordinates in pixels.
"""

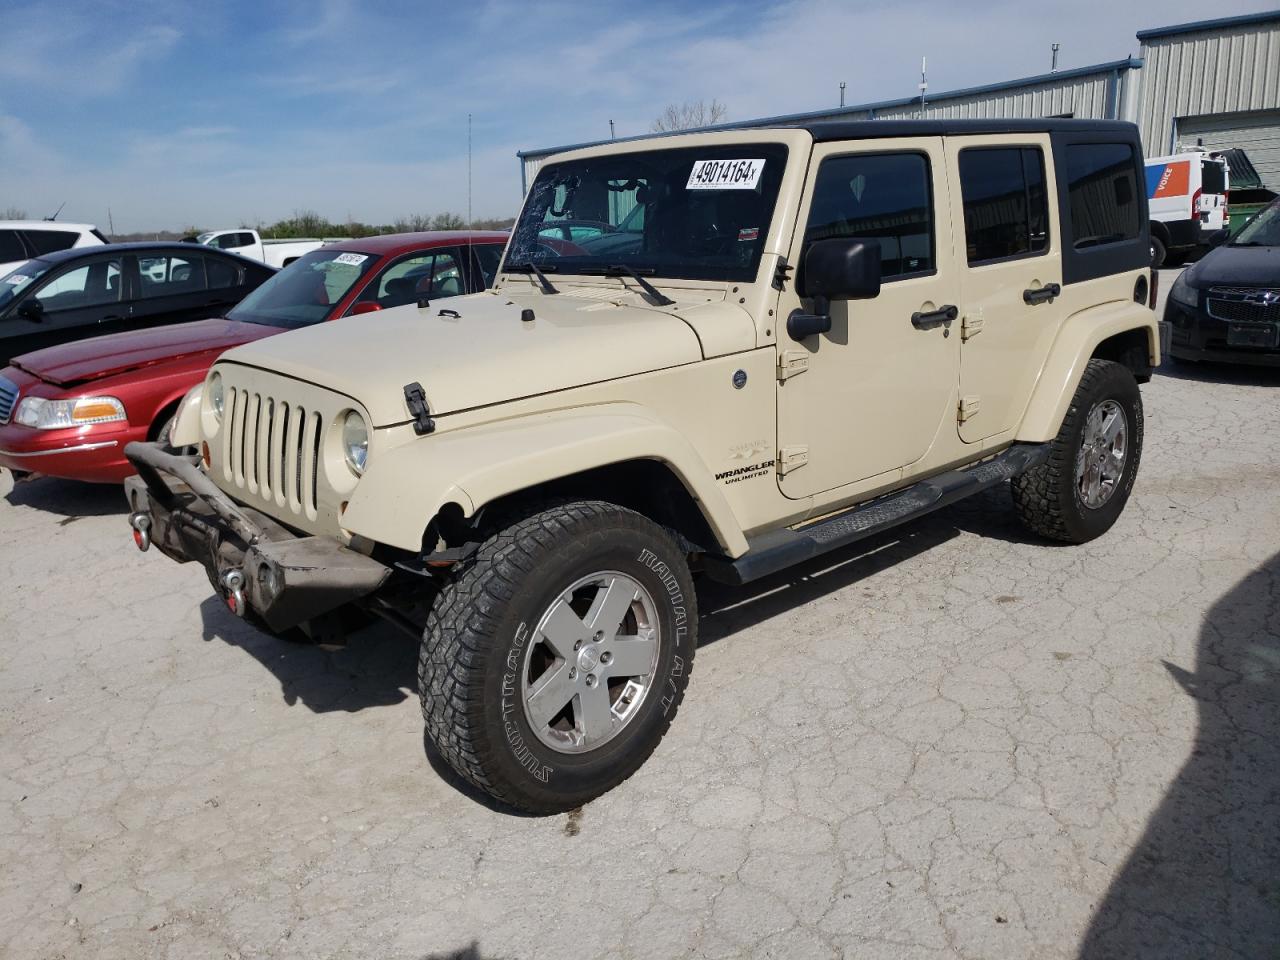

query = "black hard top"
[30,241,261,267]
[796,118,1139,142]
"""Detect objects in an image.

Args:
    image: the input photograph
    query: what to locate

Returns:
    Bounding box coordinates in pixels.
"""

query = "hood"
[1185,244,1280,288]
[217,289,721,426]
[12,318,279,387]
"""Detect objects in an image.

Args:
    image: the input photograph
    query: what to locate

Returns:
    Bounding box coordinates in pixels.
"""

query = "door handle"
[911,304,957,331]
[99,314,126,323]
[1023,283,1061,305]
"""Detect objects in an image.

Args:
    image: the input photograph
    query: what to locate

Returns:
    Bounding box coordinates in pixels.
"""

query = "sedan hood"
[1185,244,1280,288]
[217,289,715,426]
[12,318,278,387]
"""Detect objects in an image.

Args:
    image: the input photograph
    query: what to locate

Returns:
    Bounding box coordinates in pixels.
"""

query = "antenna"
[839,81,847,107]
[45,201,66,222]
[918,57,928,117]
[467,113,473,268]
[108,206,115,239]
[1051,42,1060,72]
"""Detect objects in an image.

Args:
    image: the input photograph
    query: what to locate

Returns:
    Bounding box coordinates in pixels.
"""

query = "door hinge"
[777,445,809,475]
[777,350,809,381]
[961,308,984,341]
[958,396,981,423]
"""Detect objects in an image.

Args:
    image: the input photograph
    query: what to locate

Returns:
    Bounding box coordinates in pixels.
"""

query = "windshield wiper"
[503,261,559,294]
[581,263,675,306]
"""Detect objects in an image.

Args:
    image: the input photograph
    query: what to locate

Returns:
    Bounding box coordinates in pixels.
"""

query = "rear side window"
[23,230,79,255]
[0,230,24,262]
[1065,143,1141,249]
[138,254,207,298]
[469,243,503,288]
[958,147,1049,265]
[205,256,240,289]
[804,152,935,280]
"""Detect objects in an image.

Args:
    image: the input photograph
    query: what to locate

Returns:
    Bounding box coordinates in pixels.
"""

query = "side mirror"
[1207,228,1229,248]
[17,299,44,323]
[788,239,882,341]
[350,301,383,316]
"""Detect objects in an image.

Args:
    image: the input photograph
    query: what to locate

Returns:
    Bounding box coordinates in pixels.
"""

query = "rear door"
[130,251,213,329]
[946,134,1063,444]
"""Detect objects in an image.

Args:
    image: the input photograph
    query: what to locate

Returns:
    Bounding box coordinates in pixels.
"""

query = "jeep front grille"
[0,374,16,425]
[223,386,323,520]
[1206,287,1280,325]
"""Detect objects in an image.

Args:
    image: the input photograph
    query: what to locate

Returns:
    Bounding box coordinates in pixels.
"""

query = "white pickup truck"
[192,229,349,268]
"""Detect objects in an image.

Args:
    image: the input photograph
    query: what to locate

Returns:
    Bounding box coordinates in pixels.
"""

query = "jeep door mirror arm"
[787,296,832,341]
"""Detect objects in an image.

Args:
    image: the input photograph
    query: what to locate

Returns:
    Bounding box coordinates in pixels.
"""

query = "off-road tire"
[1012,359,1143,543]
[419,501,697,814]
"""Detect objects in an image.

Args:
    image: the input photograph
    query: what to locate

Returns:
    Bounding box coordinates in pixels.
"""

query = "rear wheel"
[1012,359,1143,543]
[419,501,696,813]
[1150,236,1166,269]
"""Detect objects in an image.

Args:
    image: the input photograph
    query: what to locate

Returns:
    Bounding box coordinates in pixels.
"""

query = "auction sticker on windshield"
[687,159,765,190]
[333,253,368,266]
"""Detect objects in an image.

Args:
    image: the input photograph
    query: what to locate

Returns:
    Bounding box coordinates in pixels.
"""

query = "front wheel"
[1012,359,1143,543]
[419,501,697,813]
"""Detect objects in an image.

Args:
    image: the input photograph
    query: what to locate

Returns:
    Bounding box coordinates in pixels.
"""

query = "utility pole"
[610,119,616,139]
[1051,43,1060,72]
[839,81,846,107]
[919,57,928,117]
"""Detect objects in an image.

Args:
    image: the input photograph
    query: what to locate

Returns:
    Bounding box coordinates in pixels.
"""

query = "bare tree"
[430,212,466,230]
[651,99,728,133]
[1,206,28,219]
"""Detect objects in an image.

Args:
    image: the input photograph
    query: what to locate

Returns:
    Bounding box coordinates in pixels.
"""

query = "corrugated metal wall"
[1178,110,1280,188]
[1138,17,1280,155]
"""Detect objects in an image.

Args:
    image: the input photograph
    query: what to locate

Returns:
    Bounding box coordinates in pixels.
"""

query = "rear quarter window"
[23,230,80,255]
[1065,143,1141,249]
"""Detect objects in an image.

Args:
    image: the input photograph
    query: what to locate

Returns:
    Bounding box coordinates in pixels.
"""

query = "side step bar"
[703,443,1050,585]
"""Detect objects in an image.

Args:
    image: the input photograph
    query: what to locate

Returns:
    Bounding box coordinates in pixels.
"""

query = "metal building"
[1136,12,1280,184]
[516,10,1280,190]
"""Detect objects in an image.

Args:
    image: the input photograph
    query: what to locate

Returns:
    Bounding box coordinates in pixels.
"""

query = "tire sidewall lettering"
[500,621,554,784]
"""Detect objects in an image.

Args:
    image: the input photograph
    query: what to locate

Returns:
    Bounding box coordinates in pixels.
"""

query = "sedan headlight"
[208,372,225,422]
[15,396,127,430]
[342,410,369,476]
[1169,273,1199,309]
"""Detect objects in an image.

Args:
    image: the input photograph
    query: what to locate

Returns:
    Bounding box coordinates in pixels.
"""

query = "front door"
[946,135,1064,443]
[2,254,127,359]
[776,138,960,500]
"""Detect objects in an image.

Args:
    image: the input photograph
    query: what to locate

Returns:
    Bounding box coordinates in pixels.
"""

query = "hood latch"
[404,382,436,436]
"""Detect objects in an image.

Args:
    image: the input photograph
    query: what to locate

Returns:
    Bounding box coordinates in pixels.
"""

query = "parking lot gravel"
[2,271,1278,959]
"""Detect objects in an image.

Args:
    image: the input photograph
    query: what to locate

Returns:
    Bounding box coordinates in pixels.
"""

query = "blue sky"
[1,0,1270,232]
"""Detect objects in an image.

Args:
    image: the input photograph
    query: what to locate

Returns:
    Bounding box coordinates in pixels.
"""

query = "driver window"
[804,152,935,280]
[33,259,123,312]
[367,252,463,308]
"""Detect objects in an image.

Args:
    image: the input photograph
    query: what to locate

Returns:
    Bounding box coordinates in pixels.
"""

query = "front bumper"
[0,422,137,483]
[124,441,392,631]
[1164,299,1280,366]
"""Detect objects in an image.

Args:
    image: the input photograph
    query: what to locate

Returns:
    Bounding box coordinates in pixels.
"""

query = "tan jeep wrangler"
[125,119,1158,813]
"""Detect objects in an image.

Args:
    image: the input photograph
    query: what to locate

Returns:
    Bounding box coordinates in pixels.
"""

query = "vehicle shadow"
[1155,357,1280,387]
[1078,552,1280,959]
[420,942,505,960]
[3,475,129,518]
[198,595,418,713]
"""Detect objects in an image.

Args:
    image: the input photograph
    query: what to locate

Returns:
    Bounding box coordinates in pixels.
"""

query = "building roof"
[1137,10,1280,41]
[517,58,1143,163]
[800,118,1138,142]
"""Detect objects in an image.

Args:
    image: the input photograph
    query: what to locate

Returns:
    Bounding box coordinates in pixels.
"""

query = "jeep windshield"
[227,249,378,328]
[505,143,789,283]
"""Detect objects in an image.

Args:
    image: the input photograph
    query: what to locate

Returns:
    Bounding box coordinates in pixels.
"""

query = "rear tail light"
[1191,187,1202,219]
[1149,269,1158,310]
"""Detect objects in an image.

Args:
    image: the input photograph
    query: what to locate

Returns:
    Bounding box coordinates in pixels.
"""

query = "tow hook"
[221,568,247,617]
[128,512,152,552]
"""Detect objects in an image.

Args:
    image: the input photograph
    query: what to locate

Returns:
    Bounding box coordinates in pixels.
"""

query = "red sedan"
[0,231,507,484]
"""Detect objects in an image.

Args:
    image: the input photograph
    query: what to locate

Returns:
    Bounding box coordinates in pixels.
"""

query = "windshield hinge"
[773,256,793,291]
[958,396,981,423]
[404,382,435,436]
[777,445,809,476]
[777,350,809,381]
[961,308,984,341]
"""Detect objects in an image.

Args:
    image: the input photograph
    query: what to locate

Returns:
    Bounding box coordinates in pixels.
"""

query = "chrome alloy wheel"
[521,571,661,754]
[1076,399,1129,509]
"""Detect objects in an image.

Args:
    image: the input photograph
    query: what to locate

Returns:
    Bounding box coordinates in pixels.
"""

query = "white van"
[1145,150,1229,266]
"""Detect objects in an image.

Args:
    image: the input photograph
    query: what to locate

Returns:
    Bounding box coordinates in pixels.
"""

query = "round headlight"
[209,372,225,422]
[342,411,369,476]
